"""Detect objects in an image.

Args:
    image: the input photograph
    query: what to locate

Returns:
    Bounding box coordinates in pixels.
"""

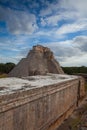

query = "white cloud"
[72,36,87,52]
[41,15,61,26]
[0,6,37,34]
[61,53,87,67]
[0,35,31,62]
[46,35,87,66]
[40,18,47,26]
[60,0,87,17]
[40,7,52,16]
[47,41,80,58]
[0,33,39,63]
[55,19,87,35]
[0,55,23,64]
[40,0,87,28]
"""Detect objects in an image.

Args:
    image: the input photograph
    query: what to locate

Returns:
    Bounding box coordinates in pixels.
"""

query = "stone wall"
[76,73,87,82]
[78,76,85,101]
[0,77,85,130]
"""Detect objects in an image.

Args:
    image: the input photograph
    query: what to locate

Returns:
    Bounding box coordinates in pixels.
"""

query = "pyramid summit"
[9,45,64,77]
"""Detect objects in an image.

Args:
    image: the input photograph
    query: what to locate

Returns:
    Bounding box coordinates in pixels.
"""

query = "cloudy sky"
[0,0,87,66]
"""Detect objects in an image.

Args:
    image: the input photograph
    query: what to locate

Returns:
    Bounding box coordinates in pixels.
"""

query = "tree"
[0,62,15,74]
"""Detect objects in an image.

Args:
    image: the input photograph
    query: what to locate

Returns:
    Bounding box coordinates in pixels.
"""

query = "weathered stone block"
[0,74,85,130]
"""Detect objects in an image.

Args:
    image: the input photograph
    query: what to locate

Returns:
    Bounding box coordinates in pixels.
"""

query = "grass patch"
[0,73,8,78]
[70,116,82,130]
[71,103,87,130]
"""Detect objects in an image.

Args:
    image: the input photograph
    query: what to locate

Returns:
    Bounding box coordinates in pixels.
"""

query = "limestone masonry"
[8,45,64,77]
[0,74,85,130]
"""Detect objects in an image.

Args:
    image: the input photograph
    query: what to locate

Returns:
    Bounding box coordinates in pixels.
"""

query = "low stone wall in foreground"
[0,74,85,130]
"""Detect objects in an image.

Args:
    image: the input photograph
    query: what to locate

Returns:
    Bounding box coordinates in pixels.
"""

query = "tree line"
[0,62,87,74]
[62,66,87,74]
[0,63,15,74]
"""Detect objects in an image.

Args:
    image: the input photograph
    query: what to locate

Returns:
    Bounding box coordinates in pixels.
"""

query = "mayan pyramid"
[9,45,64,77]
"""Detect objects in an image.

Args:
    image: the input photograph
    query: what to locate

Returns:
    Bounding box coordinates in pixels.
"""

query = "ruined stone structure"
[0,74,85,130]
[1,45,85,130]
[9,45,64,77]
[75,73,87,82]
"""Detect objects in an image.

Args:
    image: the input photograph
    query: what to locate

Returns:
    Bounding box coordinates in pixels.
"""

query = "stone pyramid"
[9,45,64,77]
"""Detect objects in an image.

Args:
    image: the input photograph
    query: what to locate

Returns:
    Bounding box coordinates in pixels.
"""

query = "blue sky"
[0,0,87,66]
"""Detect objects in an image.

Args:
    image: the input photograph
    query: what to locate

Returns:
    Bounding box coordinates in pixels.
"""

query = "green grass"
[70,102,87,130]
[0,73,8,78]
[71,117,82,130]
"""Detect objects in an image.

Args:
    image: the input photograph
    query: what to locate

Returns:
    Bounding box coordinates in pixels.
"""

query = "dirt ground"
[57,95,87,130]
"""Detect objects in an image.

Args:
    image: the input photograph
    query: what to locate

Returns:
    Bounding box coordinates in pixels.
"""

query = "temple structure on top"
[9,45,64,77]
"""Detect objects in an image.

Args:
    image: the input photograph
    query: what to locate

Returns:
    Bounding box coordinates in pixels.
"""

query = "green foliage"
[0,63,5,74]
[0,62,15,74]
[62,66,87,75]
